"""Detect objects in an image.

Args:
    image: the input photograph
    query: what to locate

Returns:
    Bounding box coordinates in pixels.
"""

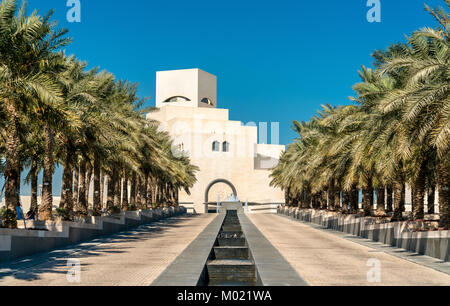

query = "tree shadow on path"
[0,214,203,283]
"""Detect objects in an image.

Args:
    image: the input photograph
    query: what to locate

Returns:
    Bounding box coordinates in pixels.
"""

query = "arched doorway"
[205,179,237,203]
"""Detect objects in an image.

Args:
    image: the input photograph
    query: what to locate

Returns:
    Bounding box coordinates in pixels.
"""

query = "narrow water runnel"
[205,210,257,286]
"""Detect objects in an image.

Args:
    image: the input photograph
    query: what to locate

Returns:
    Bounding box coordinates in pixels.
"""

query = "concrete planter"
[278,207,449,262]
[0,206,187,263]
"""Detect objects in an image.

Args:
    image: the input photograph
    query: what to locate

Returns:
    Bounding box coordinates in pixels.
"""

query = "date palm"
[0,0,199,225]
[377,2,449,226]
[0,0,71,218]
[272,1,448,228]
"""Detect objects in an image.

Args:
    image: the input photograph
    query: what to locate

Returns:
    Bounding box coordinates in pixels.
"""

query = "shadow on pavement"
[0,214,202,283]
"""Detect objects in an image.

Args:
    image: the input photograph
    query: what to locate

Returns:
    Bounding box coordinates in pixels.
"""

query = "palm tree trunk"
[118,179,122,207]
[350,185,359,214]
[60,157,74,220]
[113,165,120,208]
[376,187,385,213]
[334,190,341,210]
[144,173,149,209]
[60,159,72,208]
[100,170,105,209]
[437,156,450,228]
[297,192,302,208]
[328,183,336,211]
[152,180,157,204]
[427,186,435,214]
[106,174,114,212]
[172,187,177,207]
[159,184,164,208]
[146,174,152,210]
[142,179,148,209]
[311,193,317,208]
[392,181,404,221]
[136,177,142,208]
[401,183,406,212]
[130,172,137,208]
[77,160,88,216]
[362,179,374,217]
[73,166,79,206]
[342,191,350,212]
[386,186,393,212]
[30,168,39,213]
[39,125,54,221]
[4,98,21,214]
[302,193,307,208]
[292,193,298,208]
[306,192,313,208]
[16,171,21,207]
[164,183,170,208]
[122,169,129,211]
[85,166,92,208]
[167,185,173,207]
[287,191,293,207]
[412,162,426,220]
[93,154,101,216]
[156,183,162,208]
[320,189,328,210]
[312,193,319,209]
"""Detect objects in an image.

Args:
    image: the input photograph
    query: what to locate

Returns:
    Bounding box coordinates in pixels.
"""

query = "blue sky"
[7,0,447,195]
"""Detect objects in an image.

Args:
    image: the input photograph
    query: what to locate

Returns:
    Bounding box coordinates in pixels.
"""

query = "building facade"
[147,69,286,213]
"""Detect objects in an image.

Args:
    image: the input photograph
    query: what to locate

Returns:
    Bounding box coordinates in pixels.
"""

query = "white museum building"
[147,69,286,213]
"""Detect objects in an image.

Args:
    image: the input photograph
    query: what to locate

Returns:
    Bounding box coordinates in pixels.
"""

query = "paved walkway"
[1,212,449,286]
[0,214,215,286]
[248,214,450,286]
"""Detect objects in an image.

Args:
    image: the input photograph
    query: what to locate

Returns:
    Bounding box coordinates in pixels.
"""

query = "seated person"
[26,210,36,221]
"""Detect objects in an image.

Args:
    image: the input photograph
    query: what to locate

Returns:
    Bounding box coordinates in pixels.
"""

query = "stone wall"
[278,207,449,262]
[0,207,187,263]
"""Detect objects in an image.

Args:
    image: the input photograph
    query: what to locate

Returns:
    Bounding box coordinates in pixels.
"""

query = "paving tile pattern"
[0,215,215,286]
[248,214,450,286]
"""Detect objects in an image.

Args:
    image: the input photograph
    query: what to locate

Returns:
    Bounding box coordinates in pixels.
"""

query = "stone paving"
[1,212,450,286]
[0,214,215,286]
[248,214,450,286]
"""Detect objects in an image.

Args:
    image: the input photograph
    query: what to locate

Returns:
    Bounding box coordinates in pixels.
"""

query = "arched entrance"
[205,179,237,203]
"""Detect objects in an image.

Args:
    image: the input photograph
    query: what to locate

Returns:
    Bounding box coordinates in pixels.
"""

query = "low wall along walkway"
[0,207,187,263]
[278,207,449,262]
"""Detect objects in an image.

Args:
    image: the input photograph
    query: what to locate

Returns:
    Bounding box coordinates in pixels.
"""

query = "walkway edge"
[150,214,225,286]
[238,212,309,286]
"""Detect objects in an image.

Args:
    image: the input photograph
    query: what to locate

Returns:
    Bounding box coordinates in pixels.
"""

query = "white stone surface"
[148,69,286,212]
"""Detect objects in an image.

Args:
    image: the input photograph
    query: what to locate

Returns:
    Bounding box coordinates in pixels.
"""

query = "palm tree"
[0,0,71,219]
[0,0,200,227]
[377,2,449,226]
[271,1,449,229]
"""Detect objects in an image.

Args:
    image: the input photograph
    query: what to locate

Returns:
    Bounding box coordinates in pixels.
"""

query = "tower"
[155,68,217,109]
